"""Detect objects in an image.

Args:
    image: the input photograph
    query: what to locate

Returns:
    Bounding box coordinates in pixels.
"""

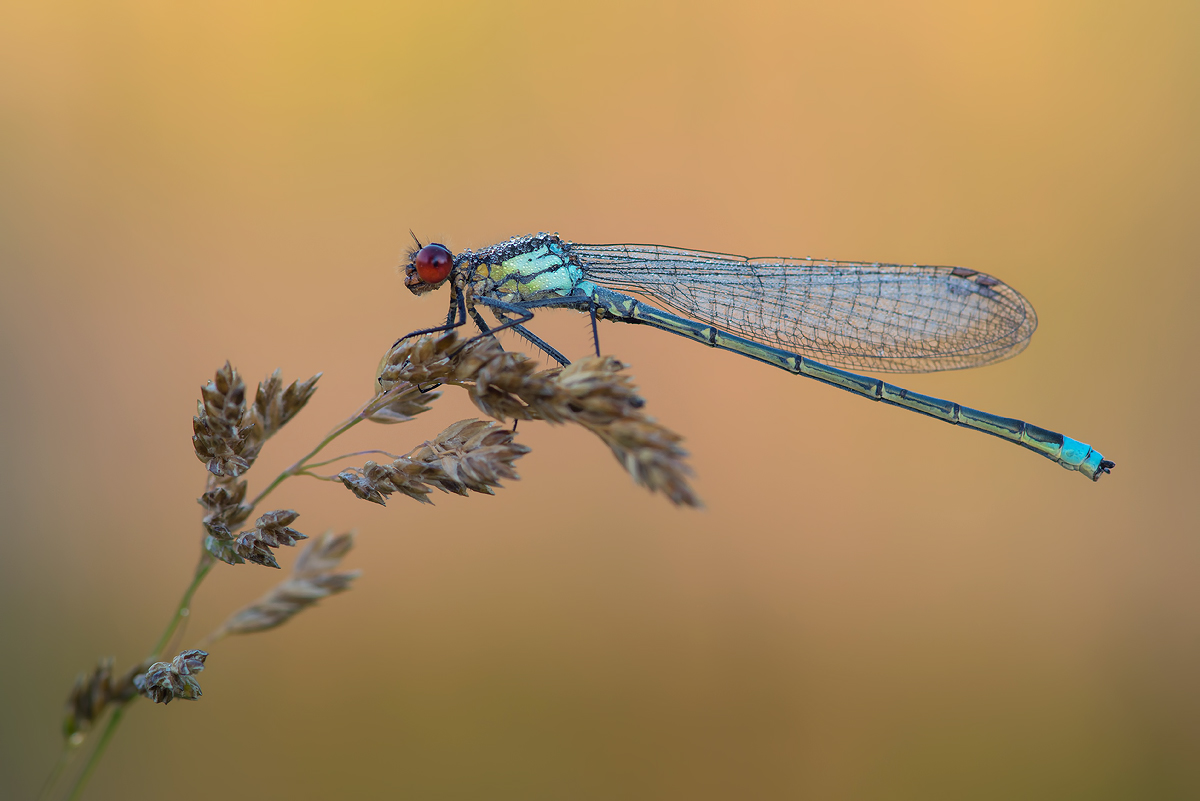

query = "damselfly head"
[404,243,454,295]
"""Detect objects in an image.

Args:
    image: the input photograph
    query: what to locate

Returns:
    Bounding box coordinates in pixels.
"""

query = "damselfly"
[400,233,1114,481]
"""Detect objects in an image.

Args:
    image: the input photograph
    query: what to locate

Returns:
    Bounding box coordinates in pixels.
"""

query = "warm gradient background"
[2,2,1197,799]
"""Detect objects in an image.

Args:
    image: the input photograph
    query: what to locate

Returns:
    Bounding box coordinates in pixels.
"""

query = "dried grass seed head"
[374,330,698,505]
[215,532,361,636]
[133,650,209,705]
[247,369,321,443]
[193,364,319,476]
[198,478,251,540]
[367,386,441,424]
[192,406,254,477]
[63,657,112,739]
[201,362,246,431]
[231,510,307,568]
[376,329,466,389]
[408,418,529,494]
[590,417,699,508]
[207,510,307,567]
[339,419,529,506]
[64,657,156,739]
[193,363,255,476]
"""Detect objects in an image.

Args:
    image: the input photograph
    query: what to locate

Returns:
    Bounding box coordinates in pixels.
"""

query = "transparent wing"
[572,243,1037,373]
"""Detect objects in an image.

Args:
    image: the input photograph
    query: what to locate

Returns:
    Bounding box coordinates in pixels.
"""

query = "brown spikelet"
[338,419,529,505]
[586,418,699,507]
[198,478,252,540]
[133,650,209,705]
[247,370,321,442]
[206,510,306,567]
[192,405,253,477]
[338,461,406,504]
[376,331,544,422]
[192,363,254,476]
[410,419,530,494]
[375,332,562,422]
[367,386,441,424]
[540,357,645,423]
[64,657,154,739]
[202,362,246,429]
[365,333,464,422]
[541,358,698,506]
[236,510,306,568]
[63,657,113,739]
[213,532,361,637]
[460,346,548,421]
[375,329,465,389]
[466,351,696,505]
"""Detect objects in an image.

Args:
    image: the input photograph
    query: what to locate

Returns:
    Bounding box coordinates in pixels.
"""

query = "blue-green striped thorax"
[406,233,585,304]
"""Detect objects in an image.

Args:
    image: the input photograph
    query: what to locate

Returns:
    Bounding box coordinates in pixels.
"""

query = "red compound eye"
[414,244,453,285]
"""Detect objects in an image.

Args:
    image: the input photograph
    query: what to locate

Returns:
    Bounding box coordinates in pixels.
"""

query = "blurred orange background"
[2,2,1197,799]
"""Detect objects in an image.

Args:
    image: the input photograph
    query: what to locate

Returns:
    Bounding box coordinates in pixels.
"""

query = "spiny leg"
[494,291,605,361]
[468,306,492,336]
[474,297,572,367]
[393,286,468,347]
[528,291,603,357]
[502,318,572,367]
[588,295,601,357]
[470,297,571,367]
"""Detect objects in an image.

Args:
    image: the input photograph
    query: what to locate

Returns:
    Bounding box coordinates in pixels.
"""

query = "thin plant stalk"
[151,556,216,657]
[66,707,126,801]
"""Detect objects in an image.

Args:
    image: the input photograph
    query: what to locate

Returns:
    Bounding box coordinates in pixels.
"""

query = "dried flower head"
[236,510,306,568]
[339,419,529,505]
[192,363,255,477]
[212,532,361,637]
[198,478,252,540]
[192,408,253,478]
[588,418,699,507]
[376,329,467,389]
[246,369,321,443]
[133,650,209,705]
[367,387,441,423]
[375,331,699,505]
[63,657,114,740]
[192,363,320,477]
[201,362,246,430]
[206,510,306,567]
[63,658,152,739]
[542,359,698,507]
